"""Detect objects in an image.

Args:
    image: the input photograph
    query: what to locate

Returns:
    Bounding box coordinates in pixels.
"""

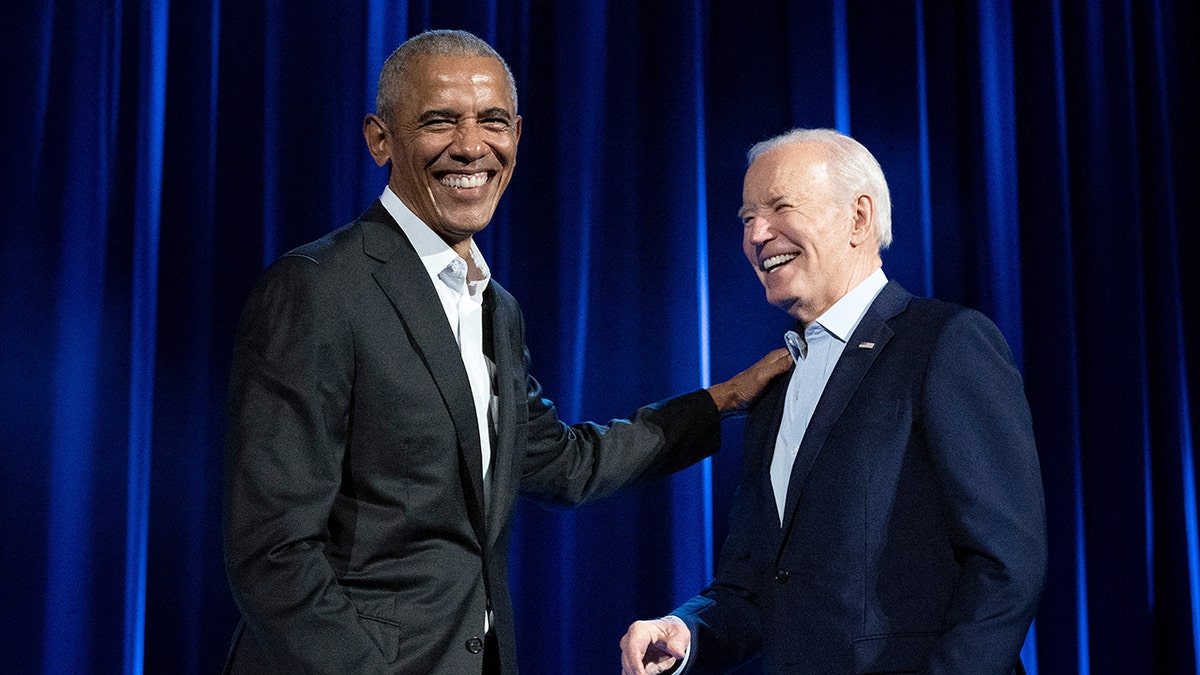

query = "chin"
[766,295,798,314]
[439,212,493,235]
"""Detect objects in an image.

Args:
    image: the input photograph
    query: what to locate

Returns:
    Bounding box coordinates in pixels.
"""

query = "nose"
[743,214,773,245]
[449,120,486,163]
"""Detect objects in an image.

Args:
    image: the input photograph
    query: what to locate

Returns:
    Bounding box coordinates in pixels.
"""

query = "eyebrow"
[739,194,787,218]
[417,109,460,123]
[478,107,514,120]
[417,107,514,123]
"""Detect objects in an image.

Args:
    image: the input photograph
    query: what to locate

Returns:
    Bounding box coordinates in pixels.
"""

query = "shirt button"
[775,569,790,584]
[466,636,485,654]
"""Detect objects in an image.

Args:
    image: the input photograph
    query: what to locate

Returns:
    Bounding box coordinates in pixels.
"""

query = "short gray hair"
[375,30,518,126]
[747,128,892,249]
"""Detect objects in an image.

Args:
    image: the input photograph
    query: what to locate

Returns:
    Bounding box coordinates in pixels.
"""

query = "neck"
[793,258,882,326]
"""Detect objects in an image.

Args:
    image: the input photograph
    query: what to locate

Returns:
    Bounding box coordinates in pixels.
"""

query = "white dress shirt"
[379,188,496,498]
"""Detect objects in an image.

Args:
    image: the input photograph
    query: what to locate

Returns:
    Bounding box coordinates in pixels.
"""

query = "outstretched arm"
[519,346,792,506]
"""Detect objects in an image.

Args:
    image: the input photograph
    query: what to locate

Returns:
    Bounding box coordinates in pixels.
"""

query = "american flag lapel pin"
[857,341,876,349]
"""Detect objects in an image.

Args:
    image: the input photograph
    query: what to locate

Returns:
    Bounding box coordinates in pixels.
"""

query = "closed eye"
[417,109,459,129]
[480,118,512,132]
[478,107,514,132]
[419,119,456,132]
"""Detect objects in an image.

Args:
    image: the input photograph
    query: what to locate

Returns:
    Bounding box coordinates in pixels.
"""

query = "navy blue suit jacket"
[675,280,1046,674]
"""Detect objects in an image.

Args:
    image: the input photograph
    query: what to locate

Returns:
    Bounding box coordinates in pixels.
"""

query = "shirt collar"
[784,268,888,361]
[813,267,888,342]
[380,187,490,294]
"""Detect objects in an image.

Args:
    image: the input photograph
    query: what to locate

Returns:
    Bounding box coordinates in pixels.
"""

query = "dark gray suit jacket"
[223,201,721,673]
[675,281,1046,674]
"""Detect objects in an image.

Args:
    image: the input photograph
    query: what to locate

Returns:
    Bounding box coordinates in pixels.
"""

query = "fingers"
[645,660,676,675]
[619,617,691,675]
[709,347,794,413]
[742,347,792,391]
[755,347,793,379]
[656,615,691,660]
[619,621,654,675]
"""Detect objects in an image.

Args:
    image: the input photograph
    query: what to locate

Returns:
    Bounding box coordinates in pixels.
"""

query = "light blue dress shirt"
[769,268,888,523]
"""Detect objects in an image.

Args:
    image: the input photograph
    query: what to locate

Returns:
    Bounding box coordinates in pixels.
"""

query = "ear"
[363,114,391,168]
[848,194,875,247]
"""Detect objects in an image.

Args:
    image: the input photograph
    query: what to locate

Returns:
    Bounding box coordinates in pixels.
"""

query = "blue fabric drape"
[2,1,1196,672]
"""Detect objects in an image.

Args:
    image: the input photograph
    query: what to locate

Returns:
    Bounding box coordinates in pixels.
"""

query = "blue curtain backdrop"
[2,0,1197,672]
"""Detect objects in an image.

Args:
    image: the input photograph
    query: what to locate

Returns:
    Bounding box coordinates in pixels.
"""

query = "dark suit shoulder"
[281,222,358,265]
[888,293,995,335]
[239,224,386,334]
[896,293,967,321]
[869,288,1016,375]
[261,215,408,291]
[282,216,399,266]
[888,294,1019,384]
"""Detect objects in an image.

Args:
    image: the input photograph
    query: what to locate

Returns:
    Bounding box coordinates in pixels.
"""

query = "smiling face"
[740,142,880,325]
[364,54,521,256]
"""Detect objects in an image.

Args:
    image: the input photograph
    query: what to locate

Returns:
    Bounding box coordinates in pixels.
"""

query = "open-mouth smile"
[761,253,798,272]
[438,171,491,189]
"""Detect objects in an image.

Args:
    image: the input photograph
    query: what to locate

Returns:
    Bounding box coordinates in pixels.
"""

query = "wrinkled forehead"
[742,145,832,205]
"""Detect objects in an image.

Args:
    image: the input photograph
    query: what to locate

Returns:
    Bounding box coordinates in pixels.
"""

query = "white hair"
[747,128,892,249]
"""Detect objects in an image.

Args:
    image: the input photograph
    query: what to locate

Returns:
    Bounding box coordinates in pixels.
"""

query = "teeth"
[441,172,489,189]
[762,254,797,272]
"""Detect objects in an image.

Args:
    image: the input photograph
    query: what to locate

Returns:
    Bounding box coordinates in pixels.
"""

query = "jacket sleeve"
[517,370,723,506]
[670,482,767,674]
[919,309,1047,674]
[223,256,393,673]
[669,379,788,674]
[510,306,723,506]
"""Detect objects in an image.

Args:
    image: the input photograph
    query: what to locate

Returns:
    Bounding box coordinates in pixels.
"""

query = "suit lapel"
[484,283,520,548]
[779,281,911,541]
[749,373,790,549]
[360,203,488,546]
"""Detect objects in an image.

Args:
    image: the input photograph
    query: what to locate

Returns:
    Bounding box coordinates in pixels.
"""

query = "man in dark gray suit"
[222,30,788,674]
[620,129,1047,674]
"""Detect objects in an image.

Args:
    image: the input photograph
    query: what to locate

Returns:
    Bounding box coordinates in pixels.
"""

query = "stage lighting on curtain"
[124,2,169,673]
[40,3,124,672]
[661,0,718,605]
[4,1,1198,672]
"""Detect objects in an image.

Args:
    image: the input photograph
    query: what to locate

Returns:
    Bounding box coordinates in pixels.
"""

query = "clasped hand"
[619,615,691,675]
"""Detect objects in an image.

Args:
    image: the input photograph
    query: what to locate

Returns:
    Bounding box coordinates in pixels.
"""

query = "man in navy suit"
[222,30,789,674]
[620,128,1047,674]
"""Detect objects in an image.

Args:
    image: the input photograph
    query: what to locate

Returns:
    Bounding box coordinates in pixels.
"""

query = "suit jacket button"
[775,569,789,583]
[466,636,485,654]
